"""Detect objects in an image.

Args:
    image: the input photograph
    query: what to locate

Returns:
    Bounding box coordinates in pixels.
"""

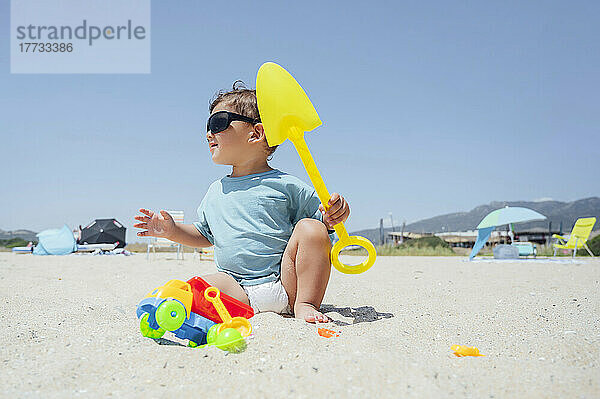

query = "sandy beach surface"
[0,252,598,398]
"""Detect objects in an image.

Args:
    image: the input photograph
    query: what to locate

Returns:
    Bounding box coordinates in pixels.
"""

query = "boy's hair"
[209,80,278,160]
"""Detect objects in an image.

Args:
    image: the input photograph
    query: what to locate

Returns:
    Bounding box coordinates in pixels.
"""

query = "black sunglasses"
[207,111,260,134]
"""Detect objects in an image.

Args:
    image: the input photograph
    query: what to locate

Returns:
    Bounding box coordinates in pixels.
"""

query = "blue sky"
[1,1,599,242]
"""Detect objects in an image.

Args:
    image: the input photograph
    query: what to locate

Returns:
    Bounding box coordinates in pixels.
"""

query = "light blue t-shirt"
[193,169,335,286]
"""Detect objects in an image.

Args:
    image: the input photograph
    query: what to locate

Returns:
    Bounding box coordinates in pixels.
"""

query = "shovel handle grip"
[291,132,376,274]
[331,234,377,274]
[204,287,232,322]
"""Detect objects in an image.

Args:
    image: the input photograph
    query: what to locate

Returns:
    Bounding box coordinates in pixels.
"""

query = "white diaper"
[242,279,292,314]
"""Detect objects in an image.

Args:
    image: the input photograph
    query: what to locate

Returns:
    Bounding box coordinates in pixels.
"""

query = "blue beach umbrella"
[469,207,546,260]
[477,207,546,229]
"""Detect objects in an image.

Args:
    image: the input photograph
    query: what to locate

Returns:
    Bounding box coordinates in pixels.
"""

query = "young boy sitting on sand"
[134,82,350,323]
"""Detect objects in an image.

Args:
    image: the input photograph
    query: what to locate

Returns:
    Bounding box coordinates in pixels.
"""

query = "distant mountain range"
[0,229,37,242]
[351,197,600,244]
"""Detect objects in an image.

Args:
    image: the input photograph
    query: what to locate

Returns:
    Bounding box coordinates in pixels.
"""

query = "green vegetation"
[0,238,33,248]
[588,235,600,256]
[564,234,600,256]
[377,245,456,256]
[126,235,600,257]
[519,239,600,257]
[401,236,451,249]
[342,236,456,256]
[533,245,557,257]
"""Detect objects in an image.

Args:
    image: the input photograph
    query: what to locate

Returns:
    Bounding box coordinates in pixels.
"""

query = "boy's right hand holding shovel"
[134,208,175,238]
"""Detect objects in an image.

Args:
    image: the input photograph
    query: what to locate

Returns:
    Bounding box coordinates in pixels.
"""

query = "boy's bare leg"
[202,272,250,306]
[281,218,332,323]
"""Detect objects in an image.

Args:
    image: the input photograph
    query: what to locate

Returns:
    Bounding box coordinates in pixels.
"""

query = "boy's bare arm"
[169,223,213,248]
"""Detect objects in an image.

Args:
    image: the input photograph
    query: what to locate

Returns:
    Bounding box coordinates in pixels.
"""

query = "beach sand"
[0,252,598,398]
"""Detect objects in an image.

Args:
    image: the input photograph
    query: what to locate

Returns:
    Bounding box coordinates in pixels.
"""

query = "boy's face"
[206,104,263,165]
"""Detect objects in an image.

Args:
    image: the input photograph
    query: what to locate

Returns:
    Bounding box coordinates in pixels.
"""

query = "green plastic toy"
[206,324,221,345]
[139,313,165,339]
[154,299,186,331]
[215,328,247,353]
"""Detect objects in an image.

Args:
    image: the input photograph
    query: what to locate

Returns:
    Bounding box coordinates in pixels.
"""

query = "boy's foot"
[294,302,329,323]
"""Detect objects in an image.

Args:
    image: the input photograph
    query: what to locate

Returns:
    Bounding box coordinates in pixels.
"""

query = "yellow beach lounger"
[553,217,596,257]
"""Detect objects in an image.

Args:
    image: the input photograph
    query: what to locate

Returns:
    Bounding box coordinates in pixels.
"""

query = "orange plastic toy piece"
[318,328,340,338]
[451,345,485,357]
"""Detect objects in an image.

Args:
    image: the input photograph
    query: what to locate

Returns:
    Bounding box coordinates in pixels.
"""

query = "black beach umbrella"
[80,218,126,248]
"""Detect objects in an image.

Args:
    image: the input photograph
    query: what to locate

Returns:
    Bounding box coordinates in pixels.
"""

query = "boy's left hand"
[319,192,350,229]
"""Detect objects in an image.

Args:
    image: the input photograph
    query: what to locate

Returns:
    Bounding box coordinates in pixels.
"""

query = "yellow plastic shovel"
[256,62,376,274]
